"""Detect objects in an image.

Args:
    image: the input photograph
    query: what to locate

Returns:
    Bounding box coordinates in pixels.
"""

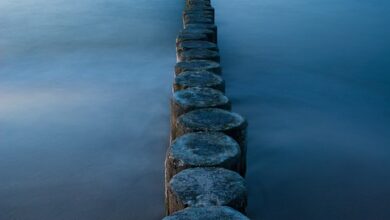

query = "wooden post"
[170,88,230,139]
[183,16,213,26]
[173,70,225,92]
[184,24,217,35]
[166,168,247,215]
[184,7,215,17]
[175,60,221,75]
[176,32,209,45]
[165,132,241,183]
[183,10,214,19]
[171,88,230,119]
[186,0,211,6]
[164,132,242,214]
[174,108,247,176]
[162,206,250,220]
[177,41,218,53]
[183,12,214,24]
[178,48,220,62]
[181,28,217,43]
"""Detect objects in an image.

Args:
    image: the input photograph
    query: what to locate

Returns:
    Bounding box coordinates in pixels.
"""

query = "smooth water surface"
[214,0,390,219]
[0,0,181,219]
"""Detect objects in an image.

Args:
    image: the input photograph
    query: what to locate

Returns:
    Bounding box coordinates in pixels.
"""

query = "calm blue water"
[0,0,389,219]
[213,0,390,219]
[0,0,182,219]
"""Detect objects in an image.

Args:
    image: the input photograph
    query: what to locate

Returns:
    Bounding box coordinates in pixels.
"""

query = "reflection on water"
[1,0,389,219]
[0,0,181,219]
[213,0,390,219]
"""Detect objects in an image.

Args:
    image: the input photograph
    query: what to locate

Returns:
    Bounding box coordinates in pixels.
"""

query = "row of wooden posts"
[163,0,250,219]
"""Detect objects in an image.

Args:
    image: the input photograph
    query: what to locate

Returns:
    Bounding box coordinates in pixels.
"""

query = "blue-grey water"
[0,0,389,219]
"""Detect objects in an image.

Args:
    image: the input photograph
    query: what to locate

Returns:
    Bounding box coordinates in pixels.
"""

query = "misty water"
[0,0,389,220]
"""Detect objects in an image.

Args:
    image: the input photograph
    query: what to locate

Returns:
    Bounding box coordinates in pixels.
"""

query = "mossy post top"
[177,41,219,52]
[162,206,250,220]
[177,108,247,132]
[169,132,240,167]
[175,60,221,75]
[178,48,220,62]
[173,87,229,109]
[174,70,224,91]
[169,167,247,207]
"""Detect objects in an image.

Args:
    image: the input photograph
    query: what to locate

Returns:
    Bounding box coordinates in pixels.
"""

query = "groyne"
[163,0,250,219]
